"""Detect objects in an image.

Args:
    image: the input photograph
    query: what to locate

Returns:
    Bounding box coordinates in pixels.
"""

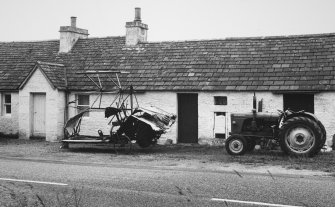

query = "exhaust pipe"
[251,92,257,131]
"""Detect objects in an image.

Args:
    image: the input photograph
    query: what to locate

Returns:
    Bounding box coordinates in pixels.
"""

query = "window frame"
[214,96,228,105]
[2,93,11,116]
[76,94,90,117]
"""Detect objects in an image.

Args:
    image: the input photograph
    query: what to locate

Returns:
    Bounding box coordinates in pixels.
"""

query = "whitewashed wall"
[198,91,283,141]
[19,69,65,141]
[0,92,19,136]
[315,92,335,144]
[68,91,285,144]
[68,91,178,143]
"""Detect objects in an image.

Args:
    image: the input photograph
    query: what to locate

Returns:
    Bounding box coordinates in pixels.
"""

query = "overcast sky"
[0,0,334,42]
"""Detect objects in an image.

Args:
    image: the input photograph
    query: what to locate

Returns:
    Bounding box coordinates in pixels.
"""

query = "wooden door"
[32,93,46,137]
[177,93,198,143]
[214,112,226,139]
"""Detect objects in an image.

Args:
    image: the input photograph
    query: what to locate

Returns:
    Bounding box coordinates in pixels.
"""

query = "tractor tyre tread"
[225,135,247,156]
[279,116,322,157]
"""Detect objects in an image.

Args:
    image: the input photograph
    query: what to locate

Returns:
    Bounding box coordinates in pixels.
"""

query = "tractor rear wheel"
[315,120,327,154]
[225,135,247,155]
[279,117,322,157]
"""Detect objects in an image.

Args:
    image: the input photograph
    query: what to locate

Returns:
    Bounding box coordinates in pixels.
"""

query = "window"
[214,96,227,105]
[77,94,90,117]
[2,93,11,115]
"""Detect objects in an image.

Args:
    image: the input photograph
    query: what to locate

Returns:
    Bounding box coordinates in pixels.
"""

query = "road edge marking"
[0,178,68,186]
[211,198,303,207]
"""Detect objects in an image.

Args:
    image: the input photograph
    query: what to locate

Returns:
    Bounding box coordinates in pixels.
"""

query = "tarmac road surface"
[0,157,334,207]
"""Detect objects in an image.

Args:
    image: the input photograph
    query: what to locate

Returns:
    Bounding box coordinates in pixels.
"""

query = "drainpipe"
[64,66,69,138]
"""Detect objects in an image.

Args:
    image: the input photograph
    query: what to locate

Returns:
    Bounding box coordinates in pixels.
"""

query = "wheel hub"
[286,127,315,153]
[229,140,243,153]
[295,133,306,144]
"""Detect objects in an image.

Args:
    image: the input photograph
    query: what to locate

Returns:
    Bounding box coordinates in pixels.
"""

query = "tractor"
[225,94,327,157]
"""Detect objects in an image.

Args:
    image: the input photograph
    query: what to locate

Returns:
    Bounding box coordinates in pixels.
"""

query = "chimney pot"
[71,16,77,27]
[134,7,141,22]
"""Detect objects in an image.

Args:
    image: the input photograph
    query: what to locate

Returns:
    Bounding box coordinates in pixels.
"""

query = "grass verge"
[1,137,334,173]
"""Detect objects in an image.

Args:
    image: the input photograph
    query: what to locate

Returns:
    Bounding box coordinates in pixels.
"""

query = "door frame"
[177,93,198,143]
[213,111,228,139]
[283,93,314,113]
[30,93,46,138]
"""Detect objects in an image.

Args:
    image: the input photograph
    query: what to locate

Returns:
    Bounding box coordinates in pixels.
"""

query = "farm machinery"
[61,70,176,150]
[225,94,326,157]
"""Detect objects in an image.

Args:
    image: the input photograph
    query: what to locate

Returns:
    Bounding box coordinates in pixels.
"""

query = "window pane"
[78,95,89,105]
[214,96,227,105]
[5,94,11,104]
[5,105,11,114]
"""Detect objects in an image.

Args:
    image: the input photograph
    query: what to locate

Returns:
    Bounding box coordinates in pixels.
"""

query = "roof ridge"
[83,36,125,40]
[142,32,335,44]
[0,39,59,43]
[37,61,64,67]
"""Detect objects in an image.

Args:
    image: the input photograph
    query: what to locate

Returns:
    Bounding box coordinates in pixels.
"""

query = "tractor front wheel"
[225,135,247,155]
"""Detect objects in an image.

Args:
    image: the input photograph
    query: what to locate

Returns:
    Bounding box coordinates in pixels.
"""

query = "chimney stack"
[59,17,88,53]
[125,8,148,46]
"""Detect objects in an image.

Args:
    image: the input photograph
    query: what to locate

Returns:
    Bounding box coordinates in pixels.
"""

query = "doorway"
[177,93,198,143]
[283,93,314,113]
[214,112,227,139]
[31,93,46,138]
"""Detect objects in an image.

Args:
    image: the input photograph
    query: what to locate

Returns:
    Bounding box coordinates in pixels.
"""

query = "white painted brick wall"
[68,91,178,143]
[0,92,19,136]
[56,91,66,140]
[19,69,65,142]
[198,91,282,139]
[315,92,335,143]
[67,90,335,146]
[68,91,283,144]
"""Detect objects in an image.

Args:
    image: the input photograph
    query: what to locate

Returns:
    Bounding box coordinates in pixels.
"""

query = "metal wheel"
[225,135,247,155]
[284,127,315,154]
[279,116,321,157]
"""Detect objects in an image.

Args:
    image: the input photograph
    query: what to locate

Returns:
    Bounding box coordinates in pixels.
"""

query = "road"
[0,158,334,207]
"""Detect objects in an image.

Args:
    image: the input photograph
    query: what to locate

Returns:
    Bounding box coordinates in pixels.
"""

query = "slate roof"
[19,61,66,90]
[0,40,62,90]
[1,33,335,92]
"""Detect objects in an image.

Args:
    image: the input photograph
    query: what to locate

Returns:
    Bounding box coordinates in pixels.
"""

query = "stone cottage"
[0,8,335,145]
